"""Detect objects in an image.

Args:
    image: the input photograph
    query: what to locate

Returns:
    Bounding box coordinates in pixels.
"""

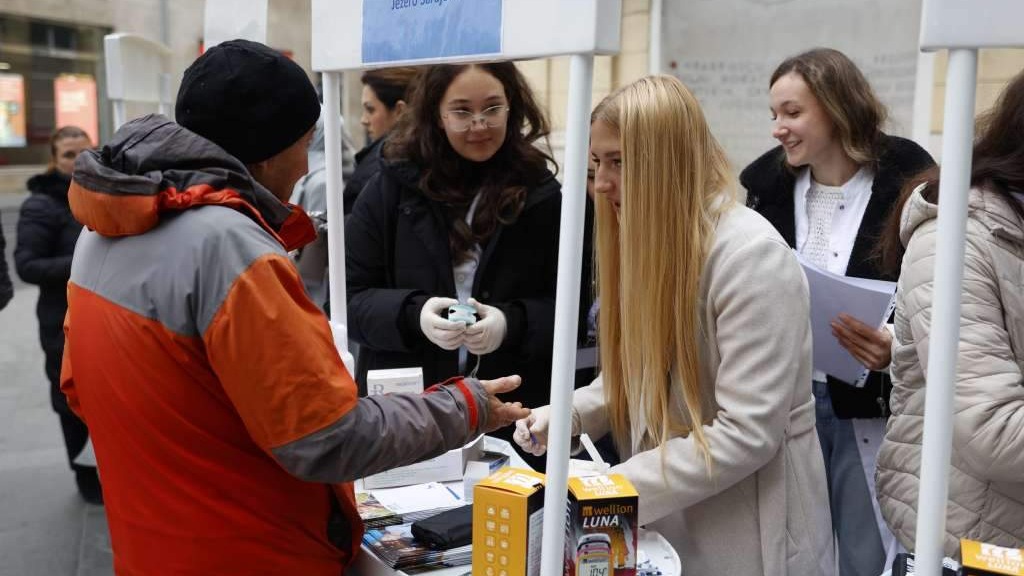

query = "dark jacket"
[342,137,385,215]
[740,134,934,419]
[63,114,492,574]
[575,197,597,386]
[346,159,561,412]
[0,218,12,311]
[15,171,83,353]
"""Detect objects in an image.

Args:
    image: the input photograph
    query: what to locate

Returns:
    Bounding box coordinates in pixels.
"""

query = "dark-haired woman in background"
[15,125,101,504]
[345,62,560,468]
[741,48,934,575]
[875,69,1024,558]
[342,66,420,214]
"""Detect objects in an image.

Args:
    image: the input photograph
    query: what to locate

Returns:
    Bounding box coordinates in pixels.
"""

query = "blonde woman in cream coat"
[513,75,835,575]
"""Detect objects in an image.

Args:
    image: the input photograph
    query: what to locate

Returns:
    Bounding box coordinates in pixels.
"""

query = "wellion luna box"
[960,539,1024,576]
[472,467,546,576]
[565,474,639,576]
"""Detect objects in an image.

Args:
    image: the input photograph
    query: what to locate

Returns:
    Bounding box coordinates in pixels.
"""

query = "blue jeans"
[814,380,892,576]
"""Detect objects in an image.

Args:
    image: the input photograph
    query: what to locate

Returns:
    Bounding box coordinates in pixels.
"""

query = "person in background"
[60,40,528,575]
[515,75,834,575]
[875,69,1024,557]
[740,48,934,576]
[290,105,357,217]
[14,125,98,503]
[290,106,357,311]
[0,218,12,311]
[342,66,420,214]
[346,62,560,469]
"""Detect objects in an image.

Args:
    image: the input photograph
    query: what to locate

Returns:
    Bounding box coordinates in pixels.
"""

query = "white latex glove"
[513,405,550,456]
[419,297,466,350]
[464,298,507,355]
[513,405,583,456]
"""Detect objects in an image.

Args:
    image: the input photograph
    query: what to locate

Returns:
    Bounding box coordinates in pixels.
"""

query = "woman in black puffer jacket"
[15,125,101,504]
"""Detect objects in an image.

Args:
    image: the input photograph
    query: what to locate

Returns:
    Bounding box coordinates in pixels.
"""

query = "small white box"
[363,435,485,489]
[366,367,423,396]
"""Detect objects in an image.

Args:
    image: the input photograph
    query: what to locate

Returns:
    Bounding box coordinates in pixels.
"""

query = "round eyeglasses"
[442,105,510,132]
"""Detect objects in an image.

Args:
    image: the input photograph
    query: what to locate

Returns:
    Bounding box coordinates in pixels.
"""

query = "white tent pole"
[648,0,663,74]
[112,100,126,131]
[911,50,937,152]
[157,73,172,117]
[539,52,593,576]
[913,47,977,576]
[322,70,355,375]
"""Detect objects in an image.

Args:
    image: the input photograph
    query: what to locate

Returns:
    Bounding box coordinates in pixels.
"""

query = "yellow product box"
[565,474,639,576]
[472,467,546,576]
[961,539,1024,576]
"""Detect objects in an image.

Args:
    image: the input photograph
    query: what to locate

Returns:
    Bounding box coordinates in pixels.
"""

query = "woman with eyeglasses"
[345,62,560,467]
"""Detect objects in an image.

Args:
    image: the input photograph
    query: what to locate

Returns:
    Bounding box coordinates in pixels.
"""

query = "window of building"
[0,14,110,167]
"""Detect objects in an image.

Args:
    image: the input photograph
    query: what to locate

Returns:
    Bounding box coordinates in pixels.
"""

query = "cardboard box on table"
[565,474,639,576]
[960,540,1024,576]
[363,367,485,490]
[472,468,546,576]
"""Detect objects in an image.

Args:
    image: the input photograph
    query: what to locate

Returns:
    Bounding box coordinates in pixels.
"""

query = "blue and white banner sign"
[362,0,503,64]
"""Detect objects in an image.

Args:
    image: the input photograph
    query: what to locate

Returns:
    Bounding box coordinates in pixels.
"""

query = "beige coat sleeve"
[572,373,611,441]
[607,237,810,526]
[900,217,1024,482]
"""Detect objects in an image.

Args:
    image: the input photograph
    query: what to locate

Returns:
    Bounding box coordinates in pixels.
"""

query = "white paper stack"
[798,253,897,387]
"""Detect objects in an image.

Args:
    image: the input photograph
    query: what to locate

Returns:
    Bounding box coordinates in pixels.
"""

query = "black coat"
[343,137,385,216]
[15,171,83,354]
[0,218,12,311]
[346,159,561,413]
[575,197,597,386]
[740,135,935,419]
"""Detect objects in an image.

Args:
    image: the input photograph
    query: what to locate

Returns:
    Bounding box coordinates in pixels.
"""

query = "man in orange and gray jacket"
[60,39,529,575]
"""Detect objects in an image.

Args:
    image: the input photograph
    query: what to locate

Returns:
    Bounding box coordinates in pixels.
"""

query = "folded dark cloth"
[410,505,473,550]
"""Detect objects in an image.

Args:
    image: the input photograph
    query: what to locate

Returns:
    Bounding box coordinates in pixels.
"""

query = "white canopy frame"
[311,2,620,573]
[103,33,172,130]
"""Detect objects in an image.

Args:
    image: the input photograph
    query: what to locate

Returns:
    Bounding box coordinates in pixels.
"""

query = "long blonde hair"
[592,75,736,472]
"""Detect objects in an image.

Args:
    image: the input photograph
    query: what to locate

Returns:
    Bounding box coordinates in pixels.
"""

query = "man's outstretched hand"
[479,375,531,433]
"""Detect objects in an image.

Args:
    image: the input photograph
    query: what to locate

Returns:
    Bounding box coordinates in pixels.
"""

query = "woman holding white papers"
[875,70,1024,556]
[740,48,934,576]
[515,75,834,575]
